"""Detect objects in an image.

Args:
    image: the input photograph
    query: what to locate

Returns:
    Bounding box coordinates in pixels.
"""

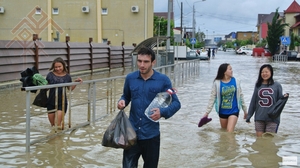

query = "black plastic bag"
[32,89,48,108]
[20,66,39,78]
[268,93,289,119]
[102,110,137,149]
[20,66,40,93]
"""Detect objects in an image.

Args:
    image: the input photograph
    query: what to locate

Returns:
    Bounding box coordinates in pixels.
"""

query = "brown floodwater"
[0,52,299,167]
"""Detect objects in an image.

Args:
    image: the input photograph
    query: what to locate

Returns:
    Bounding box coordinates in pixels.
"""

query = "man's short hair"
[137,47,155,62]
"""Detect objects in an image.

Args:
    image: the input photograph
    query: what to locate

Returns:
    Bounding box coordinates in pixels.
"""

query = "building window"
[102,38,108,43]
[102,8,108,15]
[36,7,41,14]
[243,33,247,37]
[298,28,300,35]
[52,8,59,14]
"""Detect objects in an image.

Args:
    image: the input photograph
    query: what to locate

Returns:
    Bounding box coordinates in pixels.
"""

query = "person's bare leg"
[48,113,55,126]
[56,110,63,127]
[219,118,228,130]
[226,115,238,132]
[256,132,264,137]
[48,110,62,127]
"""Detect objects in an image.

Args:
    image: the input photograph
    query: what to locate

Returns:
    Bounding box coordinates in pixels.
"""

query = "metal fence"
[273,54,288,62]
[22,59,201,152]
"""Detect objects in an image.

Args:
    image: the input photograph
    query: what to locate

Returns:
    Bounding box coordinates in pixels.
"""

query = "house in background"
[236,31,258,43]
[224,32,236,42]
[290,14,300,35]
[257,13,274,41]
[173,27,181,38]
[256,12,285,42]
[285,0,300,36]
[256,0,300,42]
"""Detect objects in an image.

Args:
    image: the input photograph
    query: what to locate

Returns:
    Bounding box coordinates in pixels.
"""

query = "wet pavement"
[0,51,300,167]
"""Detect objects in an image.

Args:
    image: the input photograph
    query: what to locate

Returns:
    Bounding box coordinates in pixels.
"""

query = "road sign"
[214,37,222,43]
[280,36,291,45]
[190,38,196,44]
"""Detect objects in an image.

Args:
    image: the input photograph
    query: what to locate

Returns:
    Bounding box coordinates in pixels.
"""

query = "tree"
[154,16,168,36]
[294,35,300,51]
[153,16,175,45]
[266,8,289,55]
[289,32,295,50]
[256,39,267,48]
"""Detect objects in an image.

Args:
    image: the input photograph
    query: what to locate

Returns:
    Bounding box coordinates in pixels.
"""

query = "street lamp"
[192,0,206,49]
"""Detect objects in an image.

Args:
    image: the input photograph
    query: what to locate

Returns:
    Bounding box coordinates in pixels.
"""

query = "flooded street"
[0,52,300,167]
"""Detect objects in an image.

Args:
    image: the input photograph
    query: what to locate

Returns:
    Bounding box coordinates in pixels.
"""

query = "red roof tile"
[291,21,300,28]
[285,0,300,13]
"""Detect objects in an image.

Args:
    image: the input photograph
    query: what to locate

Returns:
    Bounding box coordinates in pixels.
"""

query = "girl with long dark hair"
[203,63,248,132]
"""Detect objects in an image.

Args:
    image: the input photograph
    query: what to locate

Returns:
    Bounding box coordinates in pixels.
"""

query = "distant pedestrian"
[246,64,287,137]
[202,63,248,132]
[196,49,200,56]
[207,48,211,60]
[212,49,215,58]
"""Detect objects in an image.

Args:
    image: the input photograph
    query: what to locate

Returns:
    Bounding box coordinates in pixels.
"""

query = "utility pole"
[167,0,172,52]
[181,2,183,46]
[192,0,205,49]
[192,5,195,49]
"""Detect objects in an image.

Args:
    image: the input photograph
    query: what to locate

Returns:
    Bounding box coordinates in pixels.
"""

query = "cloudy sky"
[154,0,293,38]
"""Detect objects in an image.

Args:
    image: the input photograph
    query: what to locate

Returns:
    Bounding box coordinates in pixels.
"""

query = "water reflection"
[0,53,300,167]
[214,133,240,166]
[247,135,281,167]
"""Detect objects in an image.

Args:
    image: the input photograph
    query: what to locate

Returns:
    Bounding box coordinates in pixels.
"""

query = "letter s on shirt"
[258,88,274,107]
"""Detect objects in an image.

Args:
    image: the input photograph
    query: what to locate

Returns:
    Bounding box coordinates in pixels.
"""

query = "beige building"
[284,0,300,37]
[236,31,257,42]
[0,0,153,45]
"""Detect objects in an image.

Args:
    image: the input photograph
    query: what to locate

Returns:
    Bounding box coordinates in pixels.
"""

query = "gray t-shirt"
[246,82,283,124]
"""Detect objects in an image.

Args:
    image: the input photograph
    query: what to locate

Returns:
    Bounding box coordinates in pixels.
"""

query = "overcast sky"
[154,0,293,38]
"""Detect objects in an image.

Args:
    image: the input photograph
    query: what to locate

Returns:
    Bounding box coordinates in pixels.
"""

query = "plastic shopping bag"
[32,89,48,108]
[102,110,137,149]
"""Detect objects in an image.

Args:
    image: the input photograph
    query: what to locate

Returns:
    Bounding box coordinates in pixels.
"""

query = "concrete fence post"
[122,42,125,68]
[33,34,39,70]
[66,36,71,73]
[89,37,93,72]
[107,41,111,71]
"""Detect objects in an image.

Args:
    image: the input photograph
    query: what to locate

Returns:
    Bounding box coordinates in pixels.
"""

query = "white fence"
[273,54,288,62]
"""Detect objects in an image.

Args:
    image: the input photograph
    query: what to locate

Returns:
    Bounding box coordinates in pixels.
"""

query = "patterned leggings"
[255,121,279,133]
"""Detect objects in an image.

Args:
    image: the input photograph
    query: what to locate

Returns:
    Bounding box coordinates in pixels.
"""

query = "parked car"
[186,50,209,60]
[224,48,235,52]
[236,47,252,55]
[297,52,300,61]
[286,50,298,61]
[251,47,272,56]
